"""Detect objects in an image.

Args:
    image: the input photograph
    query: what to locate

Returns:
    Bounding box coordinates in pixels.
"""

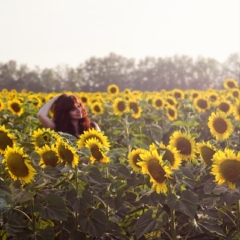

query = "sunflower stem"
[124,115,132,153]
[170,209,177,240]
[75,165,79,231]
[31,200,36,236]
[237,199,240,231]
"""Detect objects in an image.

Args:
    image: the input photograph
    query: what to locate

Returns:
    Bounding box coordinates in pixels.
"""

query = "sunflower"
[0,125,17,154]
[223,78,239,89]
[85,138,110,164]
[0,98,5,111]
[190,90,200,100]
[90,102,104,115]
[123,88,132,95]
[137,149,173,194]
[107,84,120,95]
[211,149,240,189]
[197,141,216,166]
[32,128,59,149]
[77,128,110,149]
[216,99,233,115]
[171,89,185,99]
[207,111,233,140]
[28,95,42,108]
[8,98,24,116]
[193,96,210,113]
[230,88,240,100]
[152,96,165,110]
[165,105,178,121]
[159,142,182,169]
[78,93,89,105]
[3,146,36,184]
[207,91,219,103]
[36,145,60,167]
[112,97,129,115]
[232,100,240,121]
[169,131,196,161]
[128,100,142,119]
[128,148,148,172]
[56,141,79,168]
[165,96,178,107]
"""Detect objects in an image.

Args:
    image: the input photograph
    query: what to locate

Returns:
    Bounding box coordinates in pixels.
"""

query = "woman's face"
[69,102,83,120]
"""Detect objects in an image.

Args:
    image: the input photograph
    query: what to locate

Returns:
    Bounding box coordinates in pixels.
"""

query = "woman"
[37,94,100,138]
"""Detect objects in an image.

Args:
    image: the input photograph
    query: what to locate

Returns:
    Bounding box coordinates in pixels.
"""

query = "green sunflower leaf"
[36,225,55,240]
[79,209,107,237]
[135,209,157,239]
[34,193,67,221]
[166,190,198,219]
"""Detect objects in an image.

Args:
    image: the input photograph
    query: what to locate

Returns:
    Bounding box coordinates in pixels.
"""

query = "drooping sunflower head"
[207,111,233,140]
[165,96,178,107]
[36,144,61,168]
[32,128,59,149]
[159,142,182,169]
[28,95,42,108]
[169,131,196,161]
[165,105,178,121]
[112,97,129,115]
[197,141,216,166]
[3,146,36,184]
[8,99,24,116]
[0,125,17,154]
[56,140,79,168]
[223,78,239,89]
[211,148,240,189]
[128,148,148,172]
[128,100,142,119]
[137,150,173,194]
[77,128,110,149]
[107,84,120,95]
[85,138,110,164]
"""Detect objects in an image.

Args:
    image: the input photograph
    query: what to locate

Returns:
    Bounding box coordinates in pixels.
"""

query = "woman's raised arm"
[37,96,59,129]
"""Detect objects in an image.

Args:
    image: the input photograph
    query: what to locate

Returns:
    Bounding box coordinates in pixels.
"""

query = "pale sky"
[0,0,240,69]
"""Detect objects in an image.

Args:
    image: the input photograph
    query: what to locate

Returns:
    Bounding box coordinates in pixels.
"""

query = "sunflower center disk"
[43,151,59,167]
[221,160,240,183]
[214,118,227,133]
[219,103,230,112]
[201,147,215,166]
[117,101,126,111]
[176,138,191,155]
[129,102,138,113]
[0,132,13,150]
[59,147,74,163]
[11,103,21,113]
[162,150,174,166]
[148,159,166,183]
[90,145,103,161]
[7,153,29,177]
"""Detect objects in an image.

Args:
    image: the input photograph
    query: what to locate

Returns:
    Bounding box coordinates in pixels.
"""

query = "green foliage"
[0,88,240,240]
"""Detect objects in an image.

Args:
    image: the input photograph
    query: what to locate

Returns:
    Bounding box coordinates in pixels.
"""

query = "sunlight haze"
[0,0,239,69]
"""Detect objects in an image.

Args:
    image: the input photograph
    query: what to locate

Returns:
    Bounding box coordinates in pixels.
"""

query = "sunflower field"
[0,78,240,240]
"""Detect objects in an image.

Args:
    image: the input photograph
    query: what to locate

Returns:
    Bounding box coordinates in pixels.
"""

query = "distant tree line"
[0,53,239,92]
